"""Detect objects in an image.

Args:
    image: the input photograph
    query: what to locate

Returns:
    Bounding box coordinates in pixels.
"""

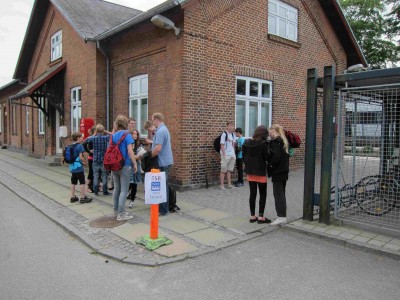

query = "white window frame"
[268,0,298,42]
[71,87,82,133]
[235,76,273,138]
[38,97,45,135]
[0,107,2,133]
[25,105,29,134]
[51,30,62,61]
[129,75,148,136]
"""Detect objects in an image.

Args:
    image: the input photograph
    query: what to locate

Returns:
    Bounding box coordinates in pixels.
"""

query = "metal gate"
[333,86,400,231]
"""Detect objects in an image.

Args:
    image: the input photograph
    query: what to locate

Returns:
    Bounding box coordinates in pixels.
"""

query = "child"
[234,127,245,187]
[128,129,143,208]
[69,132,93,204]
[143,120,156,151]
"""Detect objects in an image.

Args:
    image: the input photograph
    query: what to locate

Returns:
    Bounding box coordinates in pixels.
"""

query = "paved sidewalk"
[0,149,399,265]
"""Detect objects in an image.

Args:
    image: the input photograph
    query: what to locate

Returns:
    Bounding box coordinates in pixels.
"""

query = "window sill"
[49,57,62,67]
[268,34,301,48]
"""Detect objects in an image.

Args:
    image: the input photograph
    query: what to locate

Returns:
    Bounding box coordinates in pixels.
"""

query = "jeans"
[112,166,130,214]
[93,161,108,193]
[159,165,172,215]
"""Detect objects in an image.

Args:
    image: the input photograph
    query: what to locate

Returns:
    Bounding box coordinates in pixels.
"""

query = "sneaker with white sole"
[116,212,133,221]
[227,185,236,189]
[271,217,287,226]
[219,186,226,191]
[128,200,134,208]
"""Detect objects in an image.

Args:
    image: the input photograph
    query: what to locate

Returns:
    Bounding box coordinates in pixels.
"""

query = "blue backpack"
[63,143,78,164]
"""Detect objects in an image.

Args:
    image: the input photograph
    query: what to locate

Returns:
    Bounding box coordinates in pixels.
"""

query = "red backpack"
[103,132,129,171]
[285,130,301,148]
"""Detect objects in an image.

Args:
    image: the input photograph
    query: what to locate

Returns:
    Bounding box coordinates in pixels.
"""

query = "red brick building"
[0,0,366,188]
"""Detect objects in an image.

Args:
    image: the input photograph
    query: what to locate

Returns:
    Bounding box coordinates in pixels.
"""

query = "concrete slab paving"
[185,227,237,247]
[214,216,266,234]
[153,234,199,257]
[111,222,149,243]
[159,216,210,234]
[186,208,232,222]
[173,200,203,213]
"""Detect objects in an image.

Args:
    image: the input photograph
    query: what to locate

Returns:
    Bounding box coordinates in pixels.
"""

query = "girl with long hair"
[128,129,143,208]
[242,125,271,223]
[268,124,290,225]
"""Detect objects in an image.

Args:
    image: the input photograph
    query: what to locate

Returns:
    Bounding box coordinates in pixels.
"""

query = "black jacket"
[267,137,289,182]
[242,139,269,176]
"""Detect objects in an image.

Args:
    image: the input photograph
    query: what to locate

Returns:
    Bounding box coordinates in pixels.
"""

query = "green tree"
[385,0,400,40]
[339,0,399,67]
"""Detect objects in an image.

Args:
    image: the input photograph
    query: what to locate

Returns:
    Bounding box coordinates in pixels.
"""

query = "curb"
[285,222,400,261]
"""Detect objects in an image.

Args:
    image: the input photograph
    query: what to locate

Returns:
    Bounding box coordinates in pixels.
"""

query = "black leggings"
[249,181,267,217]
[129,183,137,201]
[273,181,287,217]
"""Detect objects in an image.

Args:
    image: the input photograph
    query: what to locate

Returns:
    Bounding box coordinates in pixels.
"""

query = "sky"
[0,0,166,87]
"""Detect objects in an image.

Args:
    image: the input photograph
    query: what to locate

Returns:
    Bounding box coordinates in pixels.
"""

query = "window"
[51,31,62,61]
[71,87,82,133]
[0,107,2,133]
[129,75,148,136]
[25,105,29,134]
[235,76,273,137]
[268,0,298,42]
[38,97,45,134]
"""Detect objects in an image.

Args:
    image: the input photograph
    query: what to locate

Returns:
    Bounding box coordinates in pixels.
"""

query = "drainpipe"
[96,40,110,130]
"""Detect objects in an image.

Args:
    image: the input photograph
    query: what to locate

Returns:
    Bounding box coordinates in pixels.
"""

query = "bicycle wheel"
[354,175,396,216]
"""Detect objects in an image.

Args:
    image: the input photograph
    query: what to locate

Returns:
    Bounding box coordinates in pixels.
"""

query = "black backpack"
[168,186,180,213]
[213,131,233,153]
[63,143,78,164]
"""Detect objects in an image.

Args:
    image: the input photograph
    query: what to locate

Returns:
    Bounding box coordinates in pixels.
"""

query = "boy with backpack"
[234,127,245,187]
[219,122,236,190]
[65,132,93,204]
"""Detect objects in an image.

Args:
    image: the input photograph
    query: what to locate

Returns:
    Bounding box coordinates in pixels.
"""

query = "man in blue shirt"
[151,112,174,216]
[90,124,111,195]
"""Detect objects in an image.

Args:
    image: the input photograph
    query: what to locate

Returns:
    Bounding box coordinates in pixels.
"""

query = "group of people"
[68,114,288,225]
[219,122,289,226]
[67,112,174,221]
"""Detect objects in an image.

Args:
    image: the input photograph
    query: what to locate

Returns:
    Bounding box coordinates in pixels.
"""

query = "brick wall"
[177,0,348,188]
[10,3,103,156]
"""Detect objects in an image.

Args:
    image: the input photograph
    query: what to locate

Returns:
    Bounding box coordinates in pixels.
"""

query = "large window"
[129,75,148,136]
[51,30,62,61]
[71,87,82,133]
[268,0,298,42]
[38,97,45,134]
[236,76,272,137]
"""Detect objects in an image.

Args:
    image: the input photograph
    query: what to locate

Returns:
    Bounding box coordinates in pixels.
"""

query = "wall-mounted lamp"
[151,15,181,38]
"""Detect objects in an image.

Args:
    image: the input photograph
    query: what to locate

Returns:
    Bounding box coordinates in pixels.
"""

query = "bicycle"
[328,165,400,216]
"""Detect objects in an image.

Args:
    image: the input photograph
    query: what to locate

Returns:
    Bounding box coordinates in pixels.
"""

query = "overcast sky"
[0,0,165,87]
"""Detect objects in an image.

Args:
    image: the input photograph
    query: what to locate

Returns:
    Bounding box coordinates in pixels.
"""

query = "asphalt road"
[1,182,399,300]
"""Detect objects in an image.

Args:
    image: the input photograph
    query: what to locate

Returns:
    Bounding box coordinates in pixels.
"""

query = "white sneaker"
[271,217,287,226]
[116,212,133,221]
[227,185,236,189]
[219,186,226,191]
[128,200,134,208]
